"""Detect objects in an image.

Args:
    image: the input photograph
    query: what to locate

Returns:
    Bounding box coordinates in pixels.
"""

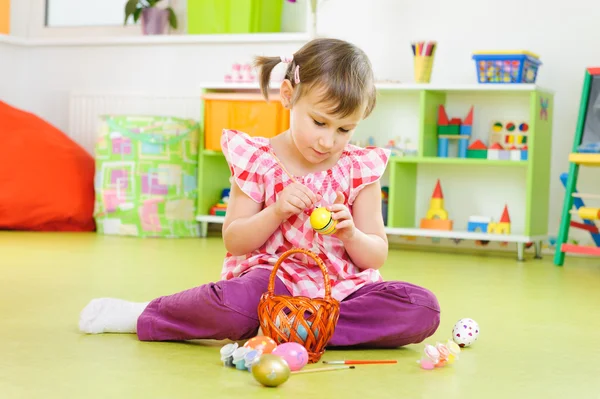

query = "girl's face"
[281,82,364,165]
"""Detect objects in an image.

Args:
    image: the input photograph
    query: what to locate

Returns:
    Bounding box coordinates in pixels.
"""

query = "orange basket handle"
[268,248,332,301]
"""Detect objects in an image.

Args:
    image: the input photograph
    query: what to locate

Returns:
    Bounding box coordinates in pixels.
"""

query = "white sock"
[79,298,149,334]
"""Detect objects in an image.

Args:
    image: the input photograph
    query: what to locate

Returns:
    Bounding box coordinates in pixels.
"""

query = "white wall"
[0,42,25,107]
[1,0,599,242]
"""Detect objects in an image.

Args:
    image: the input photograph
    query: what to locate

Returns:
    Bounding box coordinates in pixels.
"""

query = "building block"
[458,138,468,158]
[467,139,488,159]
[437,105,449,125]
[421,219,453,230]
[498,150,510,160]
[438,125,459,135]
[420,180,454,230]
[510,147,522,161]
[438,137,449,157]
[488,205,511,234]
[467,216,492,232]
[487,142,503,160]
[460,125,472,136]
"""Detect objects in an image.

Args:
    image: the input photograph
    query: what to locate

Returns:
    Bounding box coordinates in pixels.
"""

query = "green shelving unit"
[195,82,554,260]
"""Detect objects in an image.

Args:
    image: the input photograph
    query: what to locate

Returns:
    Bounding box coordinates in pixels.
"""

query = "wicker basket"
[257,248,340,363]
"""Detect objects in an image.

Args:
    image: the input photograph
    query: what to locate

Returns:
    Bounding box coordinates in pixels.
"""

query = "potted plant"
[124,0,178,35]
[286,0,323,38]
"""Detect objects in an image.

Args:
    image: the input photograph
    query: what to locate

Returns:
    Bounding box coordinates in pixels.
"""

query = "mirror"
[45,0,125,27]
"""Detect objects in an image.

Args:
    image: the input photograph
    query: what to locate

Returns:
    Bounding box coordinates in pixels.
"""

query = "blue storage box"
[472,51,542,84]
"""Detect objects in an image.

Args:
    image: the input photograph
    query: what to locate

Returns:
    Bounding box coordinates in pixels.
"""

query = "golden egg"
[251,354,290,387]
[310,207,336,235]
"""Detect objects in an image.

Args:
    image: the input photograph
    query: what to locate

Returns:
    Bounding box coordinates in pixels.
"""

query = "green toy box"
[93,115,200,238]
[187,0,283,34]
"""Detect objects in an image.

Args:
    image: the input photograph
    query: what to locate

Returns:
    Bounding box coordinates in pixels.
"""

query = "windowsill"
[0,32,310,47]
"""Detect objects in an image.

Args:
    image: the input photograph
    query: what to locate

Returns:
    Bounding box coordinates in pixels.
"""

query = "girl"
[79,38,440,349]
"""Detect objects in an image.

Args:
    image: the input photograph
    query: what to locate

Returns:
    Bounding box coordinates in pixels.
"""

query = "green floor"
[2,231,600,398]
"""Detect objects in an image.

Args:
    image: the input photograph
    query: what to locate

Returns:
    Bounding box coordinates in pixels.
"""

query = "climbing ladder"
[554,67,600,265]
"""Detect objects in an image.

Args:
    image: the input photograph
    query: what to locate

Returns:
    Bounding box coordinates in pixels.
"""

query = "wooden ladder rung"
[561,243,600,256]
[570,221,600,234]
[569,153,600,166]
[572,193,600,200]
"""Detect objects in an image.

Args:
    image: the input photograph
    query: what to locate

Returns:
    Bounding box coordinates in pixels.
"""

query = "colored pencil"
[411,41,437,57]
[292,365,355,374]
[322,360,397,365]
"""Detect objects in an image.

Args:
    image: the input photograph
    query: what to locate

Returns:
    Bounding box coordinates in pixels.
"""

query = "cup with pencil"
[412,41,437,83]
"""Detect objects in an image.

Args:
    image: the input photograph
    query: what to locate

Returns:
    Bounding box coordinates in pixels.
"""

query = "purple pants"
[137,269,440,348]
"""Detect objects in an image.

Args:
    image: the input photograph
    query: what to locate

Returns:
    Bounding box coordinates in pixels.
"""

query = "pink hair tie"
[280,55,294,63]
[294,65,300,84]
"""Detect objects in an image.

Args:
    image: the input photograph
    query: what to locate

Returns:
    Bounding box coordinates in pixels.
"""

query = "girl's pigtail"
[253,55,282,101]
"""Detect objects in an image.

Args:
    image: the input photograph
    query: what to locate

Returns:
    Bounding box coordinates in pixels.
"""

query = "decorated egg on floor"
[251,354,290,387]
[244,336,278,354]
[272,342,309,371]
[452,318,479,347]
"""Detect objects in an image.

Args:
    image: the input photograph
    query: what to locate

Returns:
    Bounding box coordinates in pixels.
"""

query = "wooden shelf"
[0,32,310,47]
[202,151,528,167]
[569,153,600,167]
[392,156,528,166]
[198,81,553,93]
[196,215,544,244]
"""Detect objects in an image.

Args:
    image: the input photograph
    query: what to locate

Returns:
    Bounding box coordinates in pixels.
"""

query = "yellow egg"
[251,354,290,387]
[310,207,336,235]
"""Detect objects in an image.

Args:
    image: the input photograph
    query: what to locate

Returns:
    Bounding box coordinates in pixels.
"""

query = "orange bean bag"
[0,100,96,231]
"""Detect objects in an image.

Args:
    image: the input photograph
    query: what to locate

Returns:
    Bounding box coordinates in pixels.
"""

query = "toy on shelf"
[467,139,488,159]
[420,179,453,230]
[209,188,230,216]
[452,318,480,347]
[472,51,541,84]
[467,215,492,232]
[381,186,389,226]
[224,63,256,83]
[488,205,511,234]
[488,120,529,161]
[467,205,511,235]
[437,105,474,158]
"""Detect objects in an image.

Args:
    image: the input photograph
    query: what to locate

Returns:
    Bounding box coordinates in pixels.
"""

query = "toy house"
[437,105,474,158]
[420,179,453,230]
[488,205,511,234]
[466,139,488,159]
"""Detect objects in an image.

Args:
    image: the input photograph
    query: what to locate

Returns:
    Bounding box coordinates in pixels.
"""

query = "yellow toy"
[420,179,453,230]
[488,204,511,234]
[310,207,337,235]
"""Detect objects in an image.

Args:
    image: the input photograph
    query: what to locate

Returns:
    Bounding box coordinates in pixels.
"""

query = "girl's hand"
[274,183,320,220]
[328,191,356,242]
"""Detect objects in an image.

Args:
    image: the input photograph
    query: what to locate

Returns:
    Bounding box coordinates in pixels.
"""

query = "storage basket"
[202,92,289,151]
[93,115,200,238]
[472,51,541,83]
[257,248,340,363]
[187,0,283,34]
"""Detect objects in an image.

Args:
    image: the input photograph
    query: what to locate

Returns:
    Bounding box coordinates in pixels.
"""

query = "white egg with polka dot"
[452,318,479,347]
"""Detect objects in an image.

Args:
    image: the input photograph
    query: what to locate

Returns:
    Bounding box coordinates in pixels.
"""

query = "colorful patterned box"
[93,115,200,237]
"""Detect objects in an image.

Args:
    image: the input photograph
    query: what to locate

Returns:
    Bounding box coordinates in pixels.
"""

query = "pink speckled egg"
[271,342,309,371]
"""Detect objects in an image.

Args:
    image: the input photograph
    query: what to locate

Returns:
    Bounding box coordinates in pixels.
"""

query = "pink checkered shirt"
[220,129,390,302]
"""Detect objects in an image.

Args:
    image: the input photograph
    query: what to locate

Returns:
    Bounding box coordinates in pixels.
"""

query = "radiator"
[68,90,201,154]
